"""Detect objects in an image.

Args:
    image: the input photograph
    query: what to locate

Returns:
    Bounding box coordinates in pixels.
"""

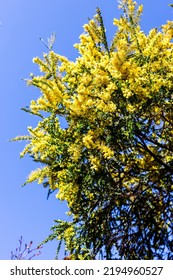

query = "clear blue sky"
[0,0,172,260]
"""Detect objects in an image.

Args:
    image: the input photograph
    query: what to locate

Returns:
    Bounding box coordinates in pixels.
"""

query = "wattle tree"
[14,0,173,259]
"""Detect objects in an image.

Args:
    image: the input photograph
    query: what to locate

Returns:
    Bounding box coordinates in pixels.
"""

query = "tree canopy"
[14,0,173,259]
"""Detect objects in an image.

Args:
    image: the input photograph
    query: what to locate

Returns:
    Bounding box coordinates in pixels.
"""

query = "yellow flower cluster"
[89,155,101,171]
[82,131,96,149]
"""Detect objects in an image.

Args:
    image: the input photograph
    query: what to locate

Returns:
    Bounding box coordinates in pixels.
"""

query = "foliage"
[14,0,173,259]
[11,236,42,260]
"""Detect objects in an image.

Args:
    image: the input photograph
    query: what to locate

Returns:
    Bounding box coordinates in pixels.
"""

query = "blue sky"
[0,0,172,260]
